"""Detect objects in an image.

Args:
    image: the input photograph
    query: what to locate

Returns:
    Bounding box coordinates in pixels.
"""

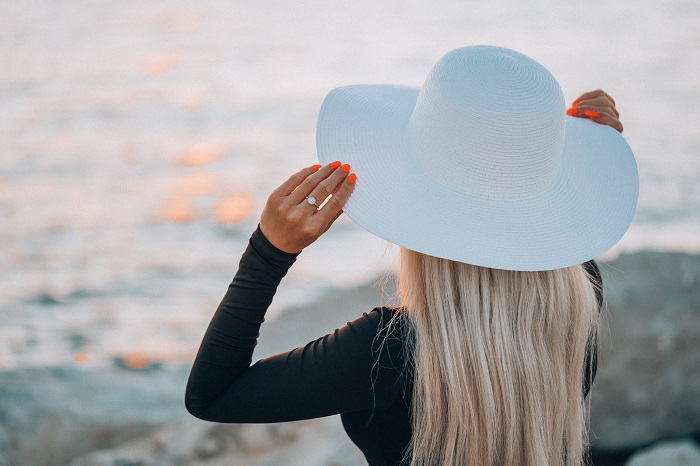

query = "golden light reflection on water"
[120,352,151,370]
[159,136,258,224]
[213,192,256,224]
[172,171,218,197]
[179,140,224,168]
[162,142,257,223]
[145,55,176,77]
[163,195,197,223]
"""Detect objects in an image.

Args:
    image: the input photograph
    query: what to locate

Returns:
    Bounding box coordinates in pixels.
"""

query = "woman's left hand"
[566,89,623,133]
[259,162,356,254]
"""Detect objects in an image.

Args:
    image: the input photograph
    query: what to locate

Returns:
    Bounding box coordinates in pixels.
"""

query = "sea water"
[1,0,698,370]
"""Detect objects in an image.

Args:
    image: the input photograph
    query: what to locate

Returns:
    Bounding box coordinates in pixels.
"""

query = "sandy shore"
[1,250,698,466]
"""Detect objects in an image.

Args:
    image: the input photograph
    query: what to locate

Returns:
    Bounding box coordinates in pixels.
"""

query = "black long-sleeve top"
[185,226,602,466]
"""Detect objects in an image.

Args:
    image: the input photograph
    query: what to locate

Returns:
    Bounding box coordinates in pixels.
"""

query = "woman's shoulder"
[365,305,404,320]
[348,306,410,364]
[369,307,412,357]
[364,306,409,337]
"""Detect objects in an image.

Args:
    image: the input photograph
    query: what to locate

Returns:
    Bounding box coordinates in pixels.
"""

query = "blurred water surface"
[1,0,698,370]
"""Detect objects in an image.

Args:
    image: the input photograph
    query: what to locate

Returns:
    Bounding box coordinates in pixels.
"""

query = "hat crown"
[409,46,567,197]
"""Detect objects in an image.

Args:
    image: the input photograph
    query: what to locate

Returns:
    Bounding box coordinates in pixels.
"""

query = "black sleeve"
[185,225,403,423]
[581,259,603,398]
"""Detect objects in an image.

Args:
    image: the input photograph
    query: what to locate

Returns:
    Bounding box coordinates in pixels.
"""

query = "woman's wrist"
[250,223,300,266]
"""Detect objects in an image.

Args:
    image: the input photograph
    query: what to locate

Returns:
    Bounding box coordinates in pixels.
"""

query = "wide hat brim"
[316,84,639,271]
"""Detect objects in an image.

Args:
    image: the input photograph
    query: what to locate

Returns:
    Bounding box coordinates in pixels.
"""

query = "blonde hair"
[396,247,600,466]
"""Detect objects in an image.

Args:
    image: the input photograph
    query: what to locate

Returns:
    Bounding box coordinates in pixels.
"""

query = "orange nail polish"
[348,173,357,184]
[572,98,581,106]
[566,107,579,116]
[330,161,341,169]
[311,164,322,170]
[341,164,351,173]
[584,110,599,118]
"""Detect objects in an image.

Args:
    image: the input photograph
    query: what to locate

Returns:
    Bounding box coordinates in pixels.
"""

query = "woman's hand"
[566,89,623,133]
[259,161,357,254]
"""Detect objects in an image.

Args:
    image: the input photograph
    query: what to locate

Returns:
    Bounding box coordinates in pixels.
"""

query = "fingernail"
[341,164,351,173]
[584,110,599,118]
[572,98,581,106]
[566,107,579,116]
[330,161,341,169]
[311,164,322,170]
[348,173,357,184]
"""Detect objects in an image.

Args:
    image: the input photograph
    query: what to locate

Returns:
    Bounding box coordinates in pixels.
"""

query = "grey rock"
[67,418,364,466]
[625,439,700,466]
[590,251,700,450]
[0,365,191,466]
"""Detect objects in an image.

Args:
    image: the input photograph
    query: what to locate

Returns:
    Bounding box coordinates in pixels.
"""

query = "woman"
[186,46,638,466]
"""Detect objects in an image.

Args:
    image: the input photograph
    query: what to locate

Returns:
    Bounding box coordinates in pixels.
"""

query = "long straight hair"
[397,247,600,466]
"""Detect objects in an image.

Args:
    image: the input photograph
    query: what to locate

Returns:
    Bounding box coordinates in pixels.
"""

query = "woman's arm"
[184,224,299,418]
[184,225,404,422]
[185,162,408,423]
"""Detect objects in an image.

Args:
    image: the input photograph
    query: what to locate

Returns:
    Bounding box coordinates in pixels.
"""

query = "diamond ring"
[306,196,319,208]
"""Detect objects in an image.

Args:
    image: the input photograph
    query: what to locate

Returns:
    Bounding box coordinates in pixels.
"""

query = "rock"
[67,418,363,466]
[0,366,191,466]
[625,439,700,466]
[590,251,700,450]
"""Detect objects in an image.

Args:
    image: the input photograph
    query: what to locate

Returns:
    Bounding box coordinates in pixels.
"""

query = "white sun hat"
[316,45,638,271]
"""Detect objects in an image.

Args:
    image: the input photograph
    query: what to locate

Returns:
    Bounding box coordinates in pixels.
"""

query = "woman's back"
[398,250,602,466]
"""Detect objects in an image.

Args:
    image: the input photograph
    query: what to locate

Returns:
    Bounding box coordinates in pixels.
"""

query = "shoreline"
[1,249,698,465]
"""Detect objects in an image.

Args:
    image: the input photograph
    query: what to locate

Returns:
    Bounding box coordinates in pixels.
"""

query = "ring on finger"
[306,196,319,208]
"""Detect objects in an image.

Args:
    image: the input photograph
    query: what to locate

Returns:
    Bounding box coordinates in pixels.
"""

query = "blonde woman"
[186,46,638,465]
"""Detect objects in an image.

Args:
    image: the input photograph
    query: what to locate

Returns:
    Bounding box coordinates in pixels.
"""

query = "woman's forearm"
[184,225,299,419]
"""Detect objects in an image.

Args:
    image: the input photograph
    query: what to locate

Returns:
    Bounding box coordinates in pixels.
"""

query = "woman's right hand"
[259,161,356,254]
[566,89,623,133]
